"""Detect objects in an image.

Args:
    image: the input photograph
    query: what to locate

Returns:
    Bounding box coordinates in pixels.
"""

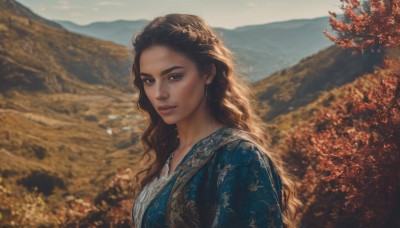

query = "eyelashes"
[141,74,183,85]
[169,74,183,80]
[141,78,154,85]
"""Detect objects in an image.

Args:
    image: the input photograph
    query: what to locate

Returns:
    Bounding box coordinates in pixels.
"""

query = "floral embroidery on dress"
[132,127,283,228]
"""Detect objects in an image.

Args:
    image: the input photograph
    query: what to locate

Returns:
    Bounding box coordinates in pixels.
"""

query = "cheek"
[176,77,204,104]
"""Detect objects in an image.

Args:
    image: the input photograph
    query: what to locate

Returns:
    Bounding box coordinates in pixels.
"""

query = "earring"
[205,84,208,98]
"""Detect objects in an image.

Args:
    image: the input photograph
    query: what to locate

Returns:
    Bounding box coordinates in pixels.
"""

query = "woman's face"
[139,45,211,125]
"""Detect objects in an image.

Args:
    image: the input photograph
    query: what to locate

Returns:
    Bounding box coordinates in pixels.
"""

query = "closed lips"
[158,106,176,110]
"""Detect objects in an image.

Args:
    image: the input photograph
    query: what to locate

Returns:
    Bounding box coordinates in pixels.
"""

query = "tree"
[285,1,400,226]
[324,0,400,52]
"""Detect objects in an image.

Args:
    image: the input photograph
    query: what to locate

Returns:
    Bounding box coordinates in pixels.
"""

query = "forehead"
[139,45,196,74]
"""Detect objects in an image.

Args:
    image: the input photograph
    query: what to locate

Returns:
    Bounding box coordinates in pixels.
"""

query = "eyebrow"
[140,66,184,77]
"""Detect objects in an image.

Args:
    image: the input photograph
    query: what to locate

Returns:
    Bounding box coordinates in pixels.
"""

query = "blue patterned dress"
[132,126,283,227]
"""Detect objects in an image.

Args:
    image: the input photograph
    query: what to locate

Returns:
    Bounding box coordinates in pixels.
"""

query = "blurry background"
[0,0,398,227]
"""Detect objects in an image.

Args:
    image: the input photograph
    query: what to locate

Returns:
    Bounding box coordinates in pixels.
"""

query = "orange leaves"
[349,0,361,8]
[56,170,135,226]
[0,186,58,226]
[285,59,400,226]
[329,17,351,33]
[325,0,400,52]
[58,197,96,224]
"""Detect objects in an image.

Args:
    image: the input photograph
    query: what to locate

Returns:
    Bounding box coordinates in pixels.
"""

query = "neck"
[175,102,223,150]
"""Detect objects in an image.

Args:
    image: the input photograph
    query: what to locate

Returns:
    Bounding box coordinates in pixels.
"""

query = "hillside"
[0,0,61,29]
[57,17,332,81]
[0,0,132,93]
[1,0,395,226]
[275,54,400,227]
[253,46,384,124]
[0,1,143,225]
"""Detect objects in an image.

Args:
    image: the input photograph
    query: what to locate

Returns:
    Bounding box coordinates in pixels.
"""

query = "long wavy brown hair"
[131,13,301,227]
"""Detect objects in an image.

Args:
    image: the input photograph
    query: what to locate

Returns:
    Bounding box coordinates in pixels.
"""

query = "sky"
[17,0,341,29]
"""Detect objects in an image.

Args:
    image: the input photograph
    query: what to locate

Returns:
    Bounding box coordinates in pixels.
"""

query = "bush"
[285,59,400,227]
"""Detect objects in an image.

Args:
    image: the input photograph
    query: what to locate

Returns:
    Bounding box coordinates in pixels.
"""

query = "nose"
[154,81,169,100]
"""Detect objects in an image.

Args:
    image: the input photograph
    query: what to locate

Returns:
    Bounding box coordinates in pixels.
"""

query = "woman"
[131,14,300,227]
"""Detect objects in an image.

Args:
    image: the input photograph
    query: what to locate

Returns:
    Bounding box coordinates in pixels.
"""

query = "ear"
[204,64,216,84]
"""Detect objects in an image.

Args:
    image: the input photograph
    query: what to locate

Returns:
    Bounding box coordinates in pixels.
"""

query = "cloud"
[246,2,257,7]
[69,12,82,17]
[97,2,124,6]
[52,1,81,10]
[38,5,46,12]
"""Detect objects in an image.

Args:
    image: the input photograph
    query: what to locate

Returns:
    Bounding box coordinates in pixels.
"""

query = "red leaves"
[349,0,361,8]
[325,0,400,52]
[286,59,400,226]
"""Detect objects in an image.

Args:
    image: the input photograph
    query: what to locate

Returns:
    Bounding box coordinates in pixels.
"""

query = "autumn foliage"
[0,177,60,226]
[2,0,400,227]
[61,168,135,227]
[286,59,400,226]
[324,0,400,52]
[0,168,135,227]
[281,0,400,226]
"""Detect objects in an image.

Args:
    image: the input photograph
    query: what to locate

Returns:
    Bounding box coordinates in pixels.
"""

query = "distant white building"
[108,115,119,120]
[122,126,132,131]
[106,128,113,136]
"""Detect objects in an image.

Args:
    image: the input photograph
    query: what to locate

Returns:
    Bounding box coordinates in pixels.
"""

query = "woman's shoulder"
[211,138,283,195]
[214,139,271,168]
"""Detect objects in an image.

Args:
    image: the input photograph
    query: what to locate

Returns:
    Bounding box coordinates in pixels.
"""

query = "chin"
[163,120,177,125]
[160,116,179,125]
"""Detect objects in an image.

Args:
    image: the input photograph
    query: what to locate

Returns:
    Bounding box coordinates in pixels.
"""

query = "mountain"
[0,0,132,93]
[0,1,143,225]
[57,17,333,81]
[0,0,61,29]
[2,1,392,227]
[253,46,384,123]
[251,46,385,151]
[58,19,149,47]
[220,17,334,80]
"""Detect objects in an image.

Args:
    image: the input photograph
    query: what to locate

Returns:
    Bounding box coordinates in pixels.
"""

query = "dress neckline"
[166,125,228,176]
